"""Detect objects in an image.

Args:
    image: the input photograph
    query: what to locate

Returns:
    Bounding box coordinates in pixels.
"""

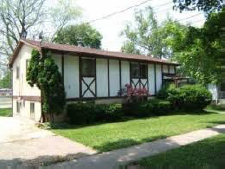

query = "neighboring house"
[208,58,225,104]
[0,88,12,96]
[9,39,178,121]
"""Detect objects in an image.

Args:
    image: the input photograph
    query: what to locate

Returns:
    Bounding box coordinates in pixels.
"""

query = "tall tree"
[0,0,46,57]
[0,0,81,59]
[54,23,103,49]
[121,7,180,59]
[173,0,224,14]
[168,8,225,84]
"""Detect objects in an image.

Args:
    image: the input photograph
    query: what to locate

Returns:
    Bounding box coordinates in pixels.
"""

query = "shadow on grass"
[48,110,217,131]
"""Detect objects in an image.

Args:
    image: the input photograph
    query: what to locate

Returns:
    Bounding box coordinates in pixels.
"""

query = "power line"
[177,13,202,22]
[86,0,173,24]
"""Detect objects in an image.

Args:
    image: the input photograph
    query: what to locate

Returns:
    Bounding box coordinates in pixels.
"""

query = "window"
[30,103,35,114]
[131,62,148,78]
[16,101,20,113]
[16,67,19,79]
[26,59,30,74]
[81,58,95,77]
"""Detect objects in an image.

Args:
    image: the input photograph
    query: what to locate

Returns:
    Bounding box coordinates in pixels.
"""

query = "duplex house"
[9,39,179,121]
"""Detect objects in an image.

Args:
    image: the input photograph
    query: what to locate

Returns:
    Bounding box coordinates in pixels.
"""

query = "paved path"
[0,117,96,167]
[46,125,225,169]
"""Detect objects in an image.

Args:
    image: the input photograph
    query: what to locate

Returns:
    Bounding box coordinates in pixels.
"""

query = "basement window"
[16,101,20,113]
[30,103,35,114]
[16,67,20,79]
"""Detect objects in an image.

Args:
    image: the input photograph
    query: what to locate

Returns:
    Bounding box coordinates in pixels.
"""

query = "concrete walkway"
[0,117,96,167]
[46,125,225,169]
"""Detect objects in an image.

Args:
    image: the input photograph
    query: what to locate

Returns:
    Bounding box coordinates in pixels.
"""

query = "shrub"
[164,84,212,111]
[67,103,123,125]
[123,99,171,117]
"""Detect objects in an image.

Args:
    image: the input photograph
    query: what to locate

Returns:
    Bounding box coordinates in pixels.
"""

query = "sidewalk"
[46,125,225,169]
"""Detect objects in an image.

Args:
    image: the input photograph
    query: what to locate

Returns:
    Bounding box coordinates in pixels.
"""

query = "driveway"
[0,117,96,167]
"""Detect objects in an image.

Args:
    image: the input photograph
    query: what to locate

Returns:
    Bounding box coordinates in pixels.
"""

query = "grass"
[53,111,225,152]
[134,134,225,168]
[206,105,225,112]
[0,108,12,116]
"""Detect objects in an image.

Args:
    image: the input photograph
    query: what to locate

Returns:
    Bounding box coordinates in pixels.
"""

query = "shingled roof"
[9,39,179,67]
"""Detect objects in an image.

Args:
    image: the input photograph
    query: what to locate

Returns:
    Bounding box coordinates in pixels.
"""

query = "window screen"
[16,67,19,79]
[81,58,95,77]
[30,103,35,114]
[16,101,20,113]
[131,63,148,78]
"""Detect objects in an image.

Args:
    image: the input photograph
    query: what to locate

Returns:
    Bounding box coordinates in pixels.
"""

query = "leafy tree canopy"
[0,71,11,88]
[121,6,187,59]
[173,0,224,14]
[54,23,103,49]
[168,8,225,84]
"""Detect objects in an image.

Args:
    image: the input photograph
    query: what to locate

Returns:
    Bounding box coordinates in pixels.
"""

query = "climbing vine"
[27,49,66,122]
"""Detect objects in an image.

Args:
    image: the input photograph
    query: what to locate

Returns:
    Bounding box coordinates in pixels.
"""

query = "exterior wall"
[12,44,41,121]
[121,61,130,88]
[64,55,79,98]
[96,58,108,97]
[109,59,120,96]
[148,64,156,95]
[156,64,162,92]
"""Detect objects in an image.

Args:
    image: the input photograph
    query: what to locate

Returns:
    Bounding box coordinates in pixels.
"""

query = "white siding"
[109,59,120,96]
[12,45,41,97]
[148,64,155,95]
[163,65,169,73]
[156,64,162,92]
[121,61,130,88]
[96,58,108,97]
[64,55,79,98]
[170,65,175,74]
[12,44,41,121]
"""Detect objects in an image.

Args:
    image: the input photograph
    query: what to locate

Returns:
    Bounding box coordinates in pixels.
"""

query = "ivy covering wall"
[27,49,66,122]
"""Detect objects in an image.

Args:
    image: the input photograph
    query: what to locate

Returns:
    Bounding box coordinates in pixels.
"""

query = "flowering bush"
[125,84,150,103]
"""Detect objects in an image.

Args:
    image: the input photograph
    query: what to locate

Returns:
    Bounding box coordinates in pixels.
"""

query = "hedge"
[158,84,212,111]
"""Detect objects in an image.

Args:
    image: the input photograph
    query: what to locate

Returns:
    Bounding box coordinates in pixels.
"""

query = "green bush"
[123,99,171,117]
[67,103,123,125]
[159,84,212,111]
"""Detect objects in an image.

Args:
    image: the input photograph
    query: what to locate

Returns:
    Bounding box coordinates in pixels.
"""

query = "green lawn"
[0,108,12,116]
[134,134,225,168]
[53,111,225,152]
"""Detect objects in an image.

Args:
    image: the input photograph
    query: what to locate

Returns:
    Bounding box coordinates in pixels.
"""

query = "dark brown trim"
[13,96,41,102]
[49,49,179,66]
[108,58,110,97]
[119,60,122,93]
[154,64,157,94]
[61,53,64,85]
[95,57,97,97]
[79,57,82,98]
[161,64,163,86]
[66,96,126,101]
